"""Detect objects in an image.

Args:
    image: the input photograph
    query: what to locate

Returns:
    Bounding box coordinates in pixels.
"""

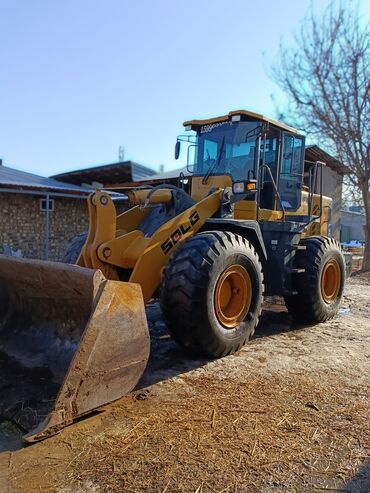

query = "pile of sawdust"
[57,370,369,493]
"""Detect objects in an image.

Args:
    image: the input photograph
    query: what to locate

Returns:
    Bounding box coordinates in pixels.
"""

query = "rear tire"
[62,232,87,264]
[161,231,264,358]
[284,236,345,323]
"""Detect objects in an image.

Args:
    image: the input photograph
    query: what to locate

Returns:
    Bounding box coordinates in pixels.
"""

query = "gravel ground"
[0,273,369,493]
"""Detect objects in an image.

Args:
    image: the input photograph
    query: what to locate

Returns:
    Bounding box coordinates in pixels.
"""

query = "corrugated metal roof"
[305,145,349,176]
[137,165,189,181]
[51,161,156,187]
[0,165,92,194]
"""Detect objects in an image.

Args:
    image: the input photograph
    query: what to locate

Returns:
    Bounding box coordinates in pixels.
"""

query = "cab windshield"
[194,121,260,181]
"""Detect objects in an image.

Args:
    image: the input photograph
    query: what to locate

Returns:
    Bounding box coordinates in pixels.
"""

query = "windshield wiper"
[202,136,225,184]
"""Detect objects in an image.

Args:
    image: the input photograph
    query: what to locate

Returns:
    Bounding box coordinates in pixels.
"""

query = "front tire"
[62,232,87,264]
[161,231,264,358]
[284,236,345,323]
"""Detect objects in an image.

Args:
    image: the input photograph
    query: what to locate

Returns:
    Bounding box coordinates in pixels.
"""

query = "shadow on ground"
[139,298,310,388]
[342,461,370,493]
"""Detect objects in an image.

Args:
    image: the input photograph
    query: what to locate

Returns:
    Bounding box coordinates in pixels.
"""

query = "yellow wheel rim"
[321,259,341,304]
[214,264,252,328]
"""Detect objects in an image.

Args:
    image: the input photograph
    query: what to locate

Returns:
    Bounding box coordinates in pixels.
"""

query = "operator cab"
[176,110,305,213]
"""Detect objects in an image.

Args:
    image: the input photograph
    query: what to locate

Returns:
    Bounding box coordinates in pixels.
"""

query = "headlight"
[232,182,245,194]
[232,181,257,195]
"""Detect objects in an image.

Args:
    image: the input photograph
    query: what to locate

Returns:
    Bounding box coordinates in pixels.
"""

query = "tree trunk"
[361,184,370,271]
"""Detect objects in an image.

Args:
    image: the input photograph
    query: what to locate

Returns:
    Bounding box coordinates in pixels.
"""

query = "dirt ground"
[0,273,369,493]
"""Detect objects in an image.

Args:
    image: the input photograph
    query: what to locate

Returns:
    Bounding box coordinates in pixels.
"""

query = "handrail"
[257,164,286,222]
[308,160,325,223]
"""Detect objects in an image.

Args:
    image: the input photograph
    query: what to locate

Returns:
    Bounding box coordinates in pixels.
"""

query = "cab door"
[259,130,280,210]
[278,133,305,211]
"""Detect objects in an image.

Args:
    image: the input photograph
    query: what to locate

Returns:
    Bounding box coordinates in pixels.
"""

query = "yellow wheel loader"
[0,110,345,443]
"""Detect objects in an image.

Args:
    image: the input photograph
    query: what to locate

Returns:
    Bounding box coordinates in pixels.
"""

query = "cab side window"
[281,135,304,178]
[261,137,278,181]
[279,134,305,210]
[259,134,279,210]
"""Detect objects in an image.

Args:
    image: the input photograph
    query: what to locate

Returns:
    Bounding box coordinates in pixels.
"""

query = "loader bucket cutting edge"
[0,255,150,443]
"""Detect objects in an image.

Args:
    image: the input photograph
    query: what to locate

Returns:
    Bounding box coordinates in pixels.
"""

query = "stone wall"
[0,192,89,261]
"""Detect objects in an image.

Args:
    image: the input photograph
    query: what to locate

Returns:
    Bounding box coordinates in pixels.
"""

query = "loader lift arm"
[78,188,224,302]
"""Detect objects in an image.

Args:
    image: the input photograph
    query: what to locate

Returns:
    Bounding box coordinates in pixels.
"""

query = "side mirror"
[174,141,181,160]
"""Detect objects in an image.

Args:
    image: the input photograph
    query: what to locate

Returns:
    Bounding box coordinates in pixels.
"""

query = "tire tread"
[161,231,264,357]
[284,236,345,323]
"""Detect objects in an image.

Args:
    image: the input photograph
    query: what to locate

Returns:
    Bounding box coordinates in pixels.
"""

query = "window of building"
[40,198,54,212]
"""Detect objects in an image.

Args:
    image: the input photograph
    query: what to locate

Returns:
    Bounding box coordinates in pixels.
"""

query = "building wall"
[0,192,89,261]
[322,166,343,240]
[341,210,365,243]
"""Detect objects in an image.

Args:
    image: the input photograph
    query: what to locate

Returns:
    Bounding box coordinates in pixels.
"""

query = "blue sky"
[0,0,369,176]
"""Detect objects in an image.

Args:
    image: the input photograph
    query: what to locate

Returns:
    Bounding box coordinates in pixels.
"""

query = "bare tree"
[271,1,370,268]
[342,176,364,210]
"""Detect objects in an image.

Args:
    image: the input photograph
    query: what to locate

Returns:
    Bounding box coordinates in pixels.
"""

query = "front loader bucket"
[0,255,150,443]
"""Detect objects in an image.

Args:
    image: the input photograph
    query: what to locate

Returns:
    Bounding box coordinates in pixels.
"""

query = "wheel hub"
[321,259,341,303]
[214,264,252,328]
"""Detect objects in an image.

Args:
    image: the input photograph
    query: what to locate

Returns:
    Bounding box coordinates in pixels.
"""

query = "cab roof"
[183,109,298,134]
